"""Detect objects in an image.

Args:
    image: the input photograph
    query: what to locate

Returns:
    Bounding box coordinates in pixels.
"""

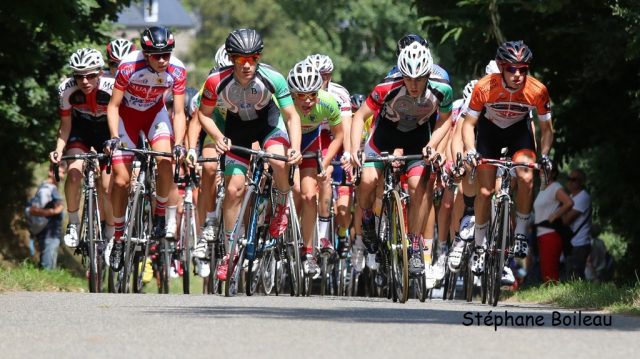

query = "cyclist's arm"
[325,122,344,169]
[426,111,452,150]
[351,102,375,155]
[340,114,351,155]
[198,104,224,142]
[549,188,574,223]
[282,105,301,153]
[54,115,72,156]
[538,117,554,157]
[107,88,124,138]
[450,116,465,157]
[462,113,479,153]
[186,110,201,151]
[172,93,187,147]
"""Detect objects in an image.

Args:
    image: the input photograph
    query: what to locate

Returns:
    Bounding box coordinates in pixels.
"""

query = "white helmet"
[305,54,334,74]
[462,80,478,101]
[106,39,136,63]
[214,44,232,67]
[397,43,433,78]
[287,60,323,93]
[69,48,105,72]
[485,60,500,74]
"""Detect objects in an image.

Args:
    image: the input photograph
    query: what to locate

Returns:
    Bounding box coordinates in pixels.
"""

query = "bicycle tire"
[492,197,510,306]
[181,205,196,294]
[85,189,102,293]
[415,237,428,302]
[225,244,246,297]
[159,238,172,294]
[390,191,409,303]
[260,248,276,295]
[464,244,475,302]
[121,189,143,293]
[319,255,329,296]
[285,193,303,297]
[133,197,152,293]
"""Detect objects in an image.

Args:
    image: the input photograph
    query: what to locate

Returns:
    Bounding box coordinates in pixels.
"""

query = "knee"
[478,186,494,199]
[226,182,245,200]
[156,157,172,172]
[301,190,317,205]
[66,169,83,186]
[202,162,217,179]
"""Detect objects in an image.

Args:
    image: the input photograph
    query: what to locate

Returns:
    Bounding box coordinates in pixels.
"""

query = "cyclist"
[105,26,188,271]
[106,38,136,77]
[288,60,344,277]
[198,28,302,281]
[463,41,553,275]
[351,42,453,275]
[50,48,115,249]
[305,54,353,255]
[190,43,231,279]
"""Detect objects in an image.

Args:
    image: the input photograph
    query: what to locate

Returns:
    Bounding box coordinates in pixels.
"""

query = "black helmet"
[396,33,429,56]
[350,94,366,112]
[496,40,532,64]
[225,28,264,55]
[140,26,175,53]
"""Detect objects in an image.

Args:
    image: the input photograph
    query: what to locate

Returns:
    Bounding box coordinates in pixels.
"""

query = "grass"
[0,262,86,292]
[506,280,640,315]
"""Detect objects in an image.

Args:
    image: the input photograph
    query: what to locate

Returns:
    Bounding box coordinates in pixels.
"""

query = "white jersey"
[321,81,351,132]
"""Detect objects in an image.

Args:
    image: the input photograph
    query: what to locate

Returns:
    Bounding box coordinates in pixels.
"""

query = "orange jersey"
[468,73,551,129]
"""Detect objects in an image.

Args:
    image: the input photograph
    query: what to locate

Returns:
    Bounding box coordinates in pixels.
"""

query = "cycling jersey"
[112,50,186,164]
[200,64,292,175]
[298,90,341,169]
[115,50,186,111]
[327,82,352,119]
[58,76,114,153]
[467,73,551,129]
[363,77,453,176]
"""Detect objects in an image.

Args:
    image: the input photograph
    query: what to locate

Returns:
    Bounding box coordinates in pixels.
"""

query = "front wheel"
[389,191,408,303]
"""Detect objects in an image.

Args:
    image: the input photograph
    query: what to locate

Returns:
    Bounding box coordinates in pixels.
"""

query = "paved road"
[0,292,638,358]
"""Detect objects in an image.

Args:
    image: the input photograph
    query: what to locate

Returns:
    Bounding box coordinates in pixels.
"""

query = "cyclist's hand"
[340,152,353,172]
[103,137,121,156]
[465,149,480,167]
[351,149,363,168]
[215,137,230,153]
[186,148,197,167]
[317,164,333,181]
[173,144,186,161]
[49,150,61,164]
[287,149,302,165]
[541,154,553,172]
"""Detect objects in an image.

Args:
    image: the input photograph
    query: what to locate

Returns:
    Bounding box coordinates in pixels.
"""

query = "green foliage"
[0,0,132,258]
[0,262,85,292]
[184,0,421,93]
[415,0,640,280]
[507,280,640,315]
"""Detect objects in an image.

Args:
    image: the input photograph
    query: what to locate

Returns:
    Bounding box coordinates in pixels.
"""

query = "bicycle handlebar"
[53,153,109,183]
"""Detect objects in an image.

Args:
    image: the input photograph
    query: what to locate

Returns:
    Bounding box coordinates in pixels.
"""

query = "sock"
[155,195,168,216]
[354,234,364,248]
[166,205,177,225]
[114,216,125,241]
[423,238,433,255]
[318,216,330,240]
[68,211,80,224]
[305,246,314,255]
[515,211,531,237]
[104,224,115,239]
[475,222,489,248]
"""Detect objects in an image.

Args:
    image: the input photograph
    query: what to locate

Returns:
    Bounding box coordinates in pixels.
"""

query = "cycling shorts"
[112,101,173,165]
[476,116,536,161]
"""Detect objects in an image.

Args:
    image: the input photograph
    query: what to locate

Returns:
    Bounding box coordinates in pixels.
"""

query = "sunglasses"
[505,65,529,74]
[73,72,99,81]
[149,52,171,61]
[233,55,260,65]
[294,92,318,101]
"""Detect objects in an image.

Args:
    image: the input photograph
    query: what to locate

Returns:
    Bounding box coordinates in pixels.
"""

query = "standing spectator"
[563,168,592,279]
[28,164,65,270]
[533,161,574,282]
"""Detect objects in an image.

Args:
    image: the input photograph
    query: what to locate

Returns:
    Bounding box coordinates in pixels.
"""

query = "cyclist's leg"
[99,166,115,239]
[62,146,85,247]
[147,107,174,238]
[300,167,318,254]
[199,143,218,234]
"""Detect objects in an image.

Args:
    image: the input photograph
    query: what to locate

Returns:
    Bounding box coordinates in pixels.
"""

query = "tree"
[0,0,132,259]
[415,0,640,280]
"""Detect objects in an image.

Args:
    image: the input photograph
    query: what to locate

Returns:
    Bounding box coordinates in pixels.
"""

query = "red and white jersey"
[114,50,186,112]
[468,73,551,129]
[321,81,351,133]
[58,76,114,122]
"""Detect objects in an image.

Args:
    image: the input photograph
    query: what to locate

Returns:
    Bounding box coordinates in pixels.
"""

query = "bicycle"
[54,152,109,293]
[356,151,427,303]
[116,143,172,294]
[198,156,225,295]
[221,145,296,297]
[174,160,201,294]
[470,152,544,306]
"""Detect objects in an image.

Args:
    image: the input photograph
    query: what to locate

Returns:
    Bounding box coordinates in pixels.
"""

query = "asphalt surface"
[0,291,638,358]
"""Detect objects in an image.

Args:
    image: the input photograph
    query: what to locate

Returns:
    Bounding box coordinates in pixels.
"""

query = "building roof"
[117,0,195,29]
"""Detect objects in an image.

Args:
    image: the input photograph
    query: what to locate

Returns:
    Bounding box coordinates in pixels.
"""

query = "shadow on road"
[144,302,640,331]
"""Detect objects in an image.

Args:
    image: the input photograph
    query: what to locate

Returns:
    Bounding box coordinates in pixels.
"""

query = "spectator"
[563,168,592,280]
[28,164,65,269]
[533,161,574,282]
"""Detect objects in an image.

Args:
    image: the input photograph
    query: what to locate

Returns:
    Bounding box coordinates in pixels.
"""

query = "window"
[144,0,158,23]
